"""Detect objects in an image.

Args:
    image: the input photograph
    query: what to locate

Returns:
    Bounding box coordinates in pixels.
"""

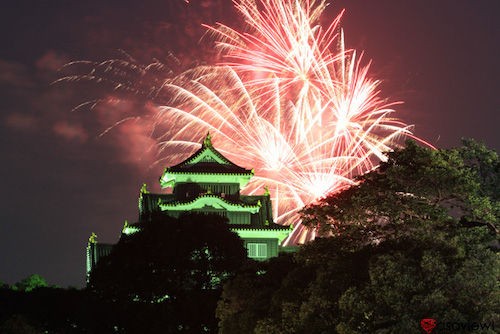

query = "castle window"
[247,243,267,258]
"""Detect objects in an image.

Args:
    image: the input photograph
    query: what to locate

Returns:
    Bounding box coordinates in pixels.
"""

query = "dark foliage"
[89,213,246,300]
[0,213,248,333]
[2,141,497,333]
[87,212,247,333]
[217,140,499,334]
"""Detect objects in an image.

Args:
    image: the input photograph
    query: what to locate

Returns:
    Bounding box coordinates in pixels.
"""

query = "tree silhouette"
[13,274,48,292]
[88,212,247,333]
[217,140,499,333]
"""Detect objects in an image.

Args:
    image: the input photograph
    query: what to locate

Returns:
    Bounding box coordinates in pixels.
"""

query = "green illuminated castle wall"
[87,133,291,279]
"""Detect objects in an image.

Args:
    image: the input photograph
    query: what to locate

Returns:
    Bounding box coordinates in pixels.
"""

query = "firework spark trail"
[62,0,431,244]
[152,0,425,244]
[54,50,183,113]
[154,62,409,244]
[206,0,345,143]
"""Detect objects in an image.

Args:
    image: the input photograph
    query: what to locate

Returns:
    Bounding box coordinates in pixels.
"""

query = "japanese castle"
[87,133,291,278]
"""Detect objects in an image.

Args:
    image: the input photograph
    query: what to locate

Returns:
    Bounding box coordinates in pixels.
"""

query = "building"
[86,233,112,279]
[86,133,291,279]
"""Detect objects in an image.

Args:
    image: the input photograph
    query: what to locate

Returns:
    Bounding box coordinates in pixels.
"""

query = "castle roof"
[160,133,253,188]
[158,194,261,213]
[167,133,252,175]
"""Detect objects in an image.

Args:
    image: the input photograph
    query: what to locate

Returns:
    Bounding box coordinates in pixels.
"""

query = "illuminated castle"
[87,133,291,278]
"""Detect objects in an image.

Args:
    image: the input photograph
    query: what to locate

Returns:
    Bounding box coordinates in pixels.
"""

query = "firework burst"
[154,0,425,244]
[64,0,429,244]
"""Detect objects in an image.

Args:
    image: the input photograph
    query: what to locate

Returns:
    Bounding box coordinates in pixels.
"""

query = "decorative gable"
[160,133,254,188]
[187,148,230,165]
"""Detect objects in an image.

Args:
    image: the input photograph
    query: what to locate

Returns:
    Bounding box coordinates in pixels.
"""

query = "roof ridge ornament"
[264,185,270,196]
[202,132,212,148]
[88,232,97,244]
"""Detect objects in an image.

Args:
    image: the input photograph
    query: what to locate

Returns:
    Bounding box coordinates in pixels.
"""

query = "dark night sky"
[0,0,498,287]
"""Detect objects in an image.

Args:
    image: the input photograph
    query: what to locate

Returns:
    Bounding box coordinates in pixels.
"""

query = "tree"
[216,254,297,334]
[301,140,499,333]
[217,236,377,334]
[88,212,247,333]
[332,228,499,334]
[217,140,499,333]
[0,280,8,289]
[302,140,499,247]
[13,274,48,292]
[0,284,96,334]
[0,315,40,334]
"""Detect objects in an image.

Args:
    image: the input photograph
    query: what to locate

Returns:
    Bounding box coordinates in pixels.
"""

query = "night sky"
[1,0,498,288]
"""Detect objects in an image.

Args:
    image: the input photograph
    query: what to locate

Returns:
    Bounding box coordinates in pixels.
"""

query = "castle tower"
[136,133,291,259]
[87,133,292,278]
